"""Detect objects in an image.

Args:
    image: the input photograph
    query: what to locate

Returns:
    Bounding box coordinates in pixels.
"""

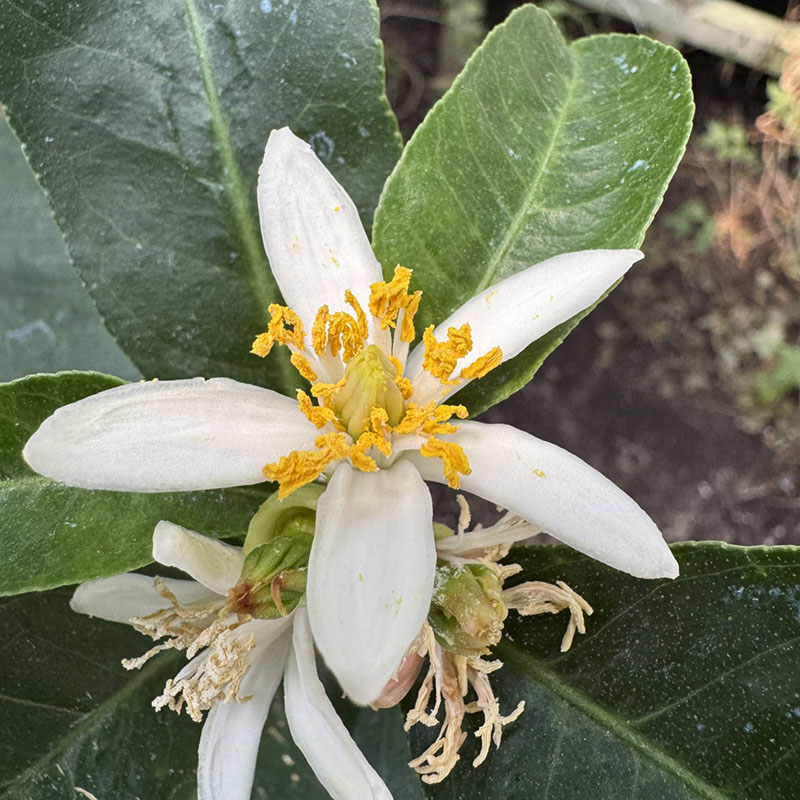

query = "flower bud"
[243,482,324,556]
[428,564,507,656]
[333,344,405,439]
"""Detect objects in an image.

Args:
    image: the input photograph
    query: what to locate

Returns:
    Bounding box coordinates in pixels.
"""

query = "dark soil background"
[378,0,800,546]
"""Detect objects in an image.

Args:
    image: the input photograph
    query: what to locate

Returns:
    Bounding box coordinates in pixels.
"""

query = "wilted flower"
[72,520,391,800]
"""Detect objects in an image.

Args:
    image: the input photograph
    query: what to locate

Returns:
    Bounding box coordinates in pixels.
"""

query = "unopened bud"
[428,564,507,656]
[333,344,405,439]
[244,483,323,556]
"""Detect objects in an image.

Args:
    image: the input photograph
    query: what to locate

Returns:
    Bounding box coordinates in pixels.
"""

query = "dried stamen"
[504,580,594,652]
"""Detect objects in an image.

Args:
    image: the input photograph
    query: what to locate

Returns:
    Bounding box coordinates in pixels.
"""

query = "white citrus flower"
[71,520,391,800]
[25,127,678,708]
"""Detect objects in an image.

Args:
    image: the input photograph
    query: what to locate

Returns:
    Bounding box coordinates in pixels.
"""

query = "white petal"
[23,377,318,492]
[406,249,643,403]
[197,621,292,800]
[408,421,678,579]
[258,128,383,336]
[152,521,244,594]
[285,609,392,800]
[70,573,217,624]
[307,461,435,705]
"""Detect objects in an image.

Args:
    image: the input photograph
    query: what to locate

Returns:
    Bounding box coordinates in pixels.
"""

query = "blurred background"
[379,0,800,546]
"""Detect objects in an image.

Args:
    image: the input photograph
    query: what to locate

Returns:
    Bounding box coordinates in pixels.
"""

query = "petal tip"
[262,126,310,169]
[660,552,680,580]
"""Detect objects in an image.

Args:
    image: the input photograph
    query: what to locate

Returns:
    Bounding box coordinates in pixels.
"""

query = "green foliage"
[0,372,264,595]
[753,344,800,409]
[665,199,716,255]
[0,0,401,392]
[764,79,800,150]
[373,5,693,416]
[0,119,138,382]
[414,543,800,799]
[700,120,756,165]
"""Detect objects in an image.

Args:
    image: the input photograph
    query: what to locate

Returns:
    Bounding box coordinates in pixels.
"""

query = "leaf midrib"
[0,650,180,798]
[182,0,295,390]
[471,31,578,295]
[499,643,730,800]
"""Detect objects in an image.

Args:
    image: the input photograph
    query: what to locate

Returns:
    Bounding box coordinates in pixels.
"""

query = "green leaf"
[0,589,199,799]
[0,588,422,799]
[372,6,693,415]
[0,118,139,382]
[411,543,800,799]
[0,372,265,595]
[0,0,401,391]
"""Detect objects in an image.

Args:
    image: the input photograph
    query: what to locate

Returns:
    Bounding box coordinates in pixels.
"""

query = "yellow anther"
[400,290,422,342]
[369,406,392,440]
[263,432,349,499]
[395,374,413,399]
[312,306,330,357]
[422,404,468,436]
[369,266,421,335]
[266,304,304,350]
[422,324,473,384]
[461,347,503,380]
[392,402,437,435]
[251,332,273,358]
[296,390,337,429]
[311,378,346,399]
[327,310,366,362]
[348,440,379,471]
[420,438,471,489]
[349,429,393,472]
[345,290,369,340]
[291,352,318,383]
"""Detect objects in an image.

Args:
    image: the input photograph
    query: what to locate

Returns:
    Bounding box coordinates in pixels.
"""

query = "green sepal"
[243,483,323,555]
[232,534,312,619]
[429,563,507,656]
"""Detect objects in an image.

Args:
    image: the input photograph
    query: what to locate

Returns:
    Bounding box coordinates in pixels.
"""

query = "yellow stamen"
[312,306,330,356]
[327,310,367,362]
[396,374,413,399]
[369,266,422,334]
[421,404,468,436]
[422,324,473,384]
[401,290,422,342]
[461,347,503,380]
[349,430,392,471]
[249,273,507,493]
[311,378,346,398]
[250,332,273,358]
[252,305,305,357]
[272,304,305,347]
[297,390,337,429]
[387,355,414,399]
[291,352,318,383]
[263,432,349,499]
[369,406,392,440]
[345,290,369,340]
[420,438,471,489]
